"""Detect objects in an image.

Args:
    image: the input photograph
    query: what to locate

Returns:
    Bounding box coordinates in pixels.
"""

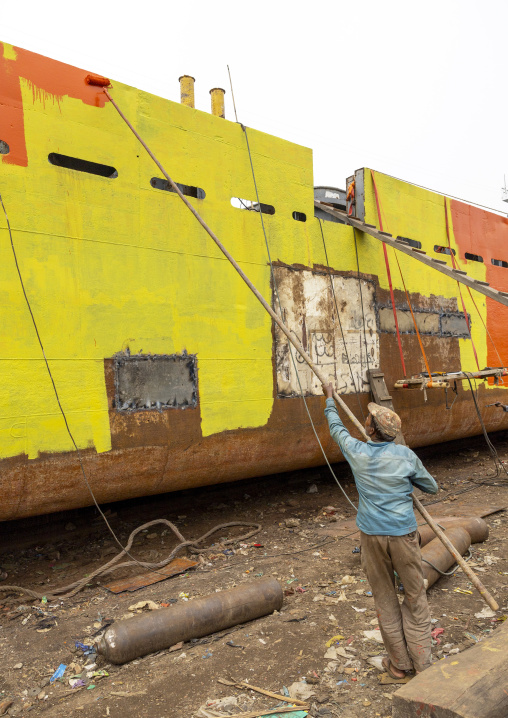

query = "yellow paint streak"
[1,68,314,459]
[2,43,17,61]
[0,49,498,464]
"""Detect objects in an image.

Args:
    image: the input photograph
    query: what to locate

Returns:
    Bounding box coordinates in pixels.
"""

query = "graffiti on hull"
[273,266,379,396]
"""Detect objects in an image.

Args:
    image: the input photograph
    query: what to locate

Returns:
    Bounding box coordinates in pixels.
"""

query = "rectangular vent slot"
[231,197,275,215]
[49,153,118,178]
[434,245,456,256]
[492,258,508,268]
[396,236,422,249]
[465,252,483,262]
[150,178,205,199]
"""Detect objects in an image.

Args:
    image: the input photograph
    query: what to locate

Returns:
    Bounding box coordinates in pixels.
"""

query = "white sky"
[3,0,508,213]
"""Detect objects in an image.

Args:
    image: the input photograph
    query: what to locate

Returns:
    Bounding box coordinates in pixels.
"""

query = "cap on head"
[367,402,401,438]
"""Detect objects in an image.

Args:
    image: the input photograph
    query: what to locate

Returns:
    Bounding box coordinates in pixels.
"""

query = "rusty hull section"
[1,266,508,521]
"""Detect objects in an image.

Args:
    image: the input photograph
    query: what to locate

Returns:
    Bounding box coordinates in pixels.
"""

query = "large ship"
[1,42,508,522]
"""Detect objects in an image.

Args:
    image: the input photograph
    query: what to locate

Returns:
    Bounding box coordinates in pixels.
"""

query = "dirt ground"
[1,432,508,718]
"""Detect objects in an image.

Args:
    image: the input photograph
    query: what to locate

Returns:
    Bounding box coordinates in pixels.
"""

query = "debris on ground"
[0,439,507,717]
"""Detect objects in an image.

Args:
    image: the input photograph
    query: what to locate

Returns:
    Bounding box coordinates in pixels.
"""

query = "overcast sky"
[3,1,508,213]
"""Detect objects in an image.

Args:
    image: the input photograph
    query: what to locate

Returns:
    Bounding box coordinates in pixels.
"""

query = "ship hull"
[1,42,508,520]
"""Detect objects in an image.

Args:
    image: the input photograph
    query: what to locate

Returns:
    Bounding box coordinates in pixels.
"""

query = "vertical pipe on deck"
[210,88,226,118]
[179,75,196,108]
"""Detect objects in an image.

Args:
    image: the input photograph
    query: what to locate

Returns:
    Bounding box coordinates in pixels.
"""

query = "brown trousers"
[360,531,432,672]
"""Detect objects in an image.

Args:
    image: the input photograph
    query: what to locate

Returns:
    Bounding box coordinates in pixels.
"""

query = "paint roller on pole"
[91,77,498,612]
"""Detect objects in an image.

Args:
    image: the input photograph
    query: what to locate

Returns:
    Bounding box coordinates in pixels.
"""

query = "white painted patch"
[273,267,379,396]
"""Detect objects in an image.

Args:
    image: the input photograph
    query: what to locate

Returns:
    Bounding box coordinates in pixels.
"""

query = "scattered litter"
[475,606,496,619]
[202,650,213,659]
[352,547,361,554]
[13,663,22,670]
[69,679,86,689]
[483,555,501,565]
[325,634,344,647]
[378,673,411,685]
[340,575,356,585]
[226,640,245,649]
[352,606,366,613]
[87,684,96,690]
[367,655,385,671]
[75,641,96,656]
[454,588,473,595]
[362,630,384,644]
[287,681,315,701]
[307,484,318,493]
[128,600,159,612]
[431,627,445,644]
[50,664,66,683]
[179,592,190,601]
[463,631,478,643]
[285,518,300,528]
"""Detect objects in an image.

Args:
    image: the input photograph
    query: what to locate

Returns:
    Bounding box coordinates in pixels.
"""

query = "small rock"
[13,663,23,669]
[285,518,301,528]
[65,522,76,531]
[146,533,157,540]
[307,484,318,494]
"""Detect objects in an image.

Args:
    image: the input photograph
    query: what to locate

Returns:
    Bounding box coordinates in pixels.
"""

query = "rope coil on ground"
[0,520,260,601]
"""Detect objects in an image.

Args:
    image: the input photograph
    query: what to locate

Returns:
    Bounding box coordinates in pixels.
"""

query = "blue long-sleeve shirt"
[324,398,438,535]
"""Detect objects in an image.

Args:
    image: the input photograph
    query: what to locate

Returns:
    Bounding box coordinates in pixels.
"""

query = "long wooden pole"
[103,89,498,612]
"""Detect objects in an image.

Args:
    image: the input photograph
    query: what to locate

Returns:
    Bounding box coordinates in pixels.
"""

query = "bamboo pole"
[103,89,498,612]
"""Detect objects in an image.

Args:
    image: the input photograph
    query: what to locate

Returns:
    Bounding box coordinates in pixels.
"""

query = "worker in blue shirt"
[323,383,438,677]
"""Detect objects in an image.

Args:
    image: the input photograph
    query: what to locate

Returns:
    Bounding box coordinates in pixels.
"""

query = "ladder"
[314,201,508,309]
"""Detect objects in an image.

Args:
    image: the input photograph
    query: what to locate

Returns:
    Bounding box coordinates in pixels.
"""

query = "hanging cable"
[353,227,372,382]
[370,170,407,376]
[241,125,358,512]
[443,197,506,376]
[463,372,508,484]
[444,197,481,371]
[0,194,202,580]
[317,217,365,420]
[393,252,433,380]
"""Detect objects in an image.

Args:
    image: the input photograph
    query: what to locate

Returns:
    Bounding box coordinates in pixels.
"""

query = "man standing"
[322,383,438,677]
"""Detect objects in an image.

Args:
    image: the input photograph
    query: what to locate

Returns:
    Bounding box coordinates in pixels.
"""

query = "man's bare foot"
[382,656,405,679]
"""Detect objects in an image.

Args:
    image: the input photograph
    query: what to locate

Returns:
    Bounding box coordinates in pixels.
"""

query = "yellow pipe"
[179,75,195,108]
[210,88,226,118]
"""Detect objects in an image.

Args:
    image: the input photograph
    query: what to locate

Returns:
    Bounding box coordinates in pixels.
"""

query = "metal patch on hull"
[273,266,379,396]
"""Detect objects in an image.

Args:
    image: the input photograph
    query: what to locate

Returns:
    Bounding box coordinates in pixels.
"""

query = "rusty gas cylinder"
[98,577,283,664]
[421,527,471,589]
[418,516,488,548]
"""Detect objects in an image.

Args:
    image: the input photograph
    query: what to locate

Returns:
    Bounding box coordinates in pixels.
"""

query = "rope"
[240,125,358,513]
[370,171,432,379]
[444,197,480,371]
[393,252,433,380]
[370,170,407,376]
[443,197,506,375]
[0,194,170,580]
[422,547,473,577]
[353,228,372,385]
[0,520,260,600]
[317,218,365,419]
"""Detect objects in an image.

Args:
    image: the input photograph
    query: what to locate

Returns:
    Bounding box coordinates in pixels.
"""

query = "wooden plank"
[314,201,508,309]
[392,621,508,717]
[104,557,198,593]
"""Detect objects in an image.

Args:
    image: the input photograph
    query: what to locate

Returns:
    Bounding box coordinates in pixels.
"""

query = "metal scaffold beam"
[314,201,508,309]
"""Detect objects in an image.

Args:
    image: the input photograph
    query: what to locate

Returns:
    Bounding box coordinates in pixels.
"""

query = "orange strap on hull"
[393,252,432,380]
[444,197,481,371]
[370,170,407,377]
